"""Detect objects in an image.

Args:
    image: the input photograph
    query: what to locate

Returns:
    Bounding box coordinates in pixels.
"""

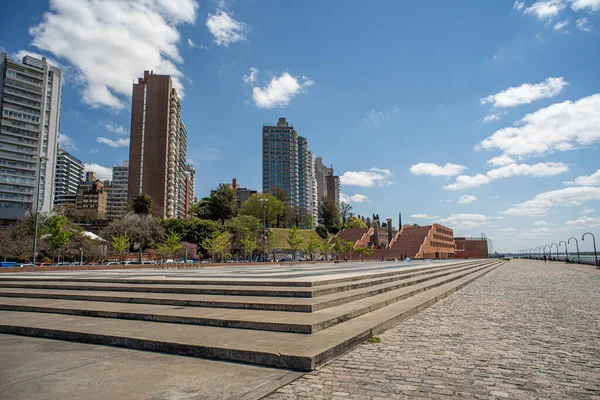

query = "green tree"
[225,215,261,256]
[342,240,354,260]
[264,230,276,261]
[202,231,230,262]
[162,230,183,259]
[188,197,211,219]
[287,226,304,261]
[304,236,320,261]
[208,184,238,225]
[240,193,284,227]
[339,202,353,225]
[240,229,257,262]
[111,234,130,262]
[47,215,71,261]
[354,247,366,261]
[131,193,153,215]
[318,196,341,234]
[271,187,289,228]
[319,239,331,261]
[160,218,220,258]
[315,225,328,239]
[102,213,164,251]
[345,216,368,229]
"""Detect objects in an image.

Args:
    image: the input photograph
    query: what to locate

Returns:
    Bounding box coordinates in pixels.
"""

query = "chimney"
[277,117,288,127]
[373,218,380,247]
[399,212,402,229]
[232,178,237,191]
[387,218,393,244]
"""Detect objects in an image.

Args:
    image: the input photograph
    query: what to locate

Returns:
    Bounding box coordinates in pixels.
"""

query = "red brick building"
[454,237,489,259]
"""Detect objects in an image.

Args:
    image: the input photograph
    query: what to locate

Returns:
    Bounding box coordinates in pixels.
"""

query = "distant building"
[76,172,107,216]
[454,237,489,259]
[106,161,128,219]
[185,164,195,217]
[128,70,188,219]
[326,174,340,208]
[0,52,63,219]
[231,178,256,208]
[54,148,84,208]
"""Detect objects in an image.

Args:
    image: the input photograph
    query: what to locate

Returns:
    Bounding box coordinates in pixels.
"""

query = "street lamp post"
[568,237,580,264]
[259,195,269,262]
[32,156,48,264]
[559,240,568,262]
[544,245,551,260]
[582,232,598,268]
[551,243,559,260]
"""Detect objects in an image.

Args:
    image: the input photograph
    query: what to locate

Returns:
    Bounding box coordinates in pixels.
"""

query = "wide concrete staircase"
[0,259,504,371]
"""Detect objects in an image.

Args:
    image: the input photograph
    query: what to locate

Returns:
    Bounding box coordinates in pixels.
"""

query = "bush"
[328,226,340,235]
[315,225,328,239]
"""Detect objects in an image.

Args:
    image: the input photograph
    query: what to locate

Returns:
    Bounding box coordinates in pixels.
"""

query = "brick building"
[454,237,489,259]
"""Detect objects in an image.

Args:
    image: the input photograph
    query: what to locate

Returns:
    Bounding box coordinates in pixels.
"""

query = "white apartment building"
[54,148,83,208]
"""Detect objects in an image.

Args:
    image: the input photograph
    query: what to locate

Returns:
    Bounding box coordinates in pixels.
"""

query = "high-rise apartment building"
[262,118,299,208]
[298,137,312,215]
[128,70,188,219]
[53,148,83,208]
[231,178,257,209]
[185,164,195,217]
[314,157,328,202]
[106,161,128,219]
[326,174,340,208]
[76,172,107,215]
[0,52,62,219]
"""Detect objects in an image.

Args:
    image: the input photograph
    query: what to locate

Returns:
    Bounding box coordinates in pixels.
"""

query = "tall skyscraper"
[185,164,196,217]
[314,157,328,202]
[0,52,62,219]
[262,118,299,208]
[326,174,340,208]
[54,148,84,208]
[298,136,311,215]
[128,70,188,219]
[106,161,128,219]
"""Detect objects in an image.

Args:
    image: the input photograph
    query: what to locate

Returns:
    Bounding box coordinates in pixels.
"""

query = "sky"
[1,0,599,253]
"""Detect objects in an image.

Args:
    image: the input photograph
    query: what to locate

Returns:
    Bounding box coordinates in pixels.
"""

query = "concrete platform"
[0,259,503,371]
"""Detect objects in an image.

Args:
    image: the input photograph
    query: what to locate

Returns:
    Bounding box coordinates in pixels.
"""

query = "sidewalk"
[267,260,600,399]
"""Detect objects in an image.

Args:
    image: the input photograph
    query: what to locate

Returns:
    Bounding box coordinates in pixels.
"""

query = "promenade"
[267,260,600,399]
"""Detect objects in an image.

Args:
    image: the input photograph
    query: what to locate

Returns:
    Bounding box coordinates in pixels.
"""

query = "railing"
[523,254,598,266]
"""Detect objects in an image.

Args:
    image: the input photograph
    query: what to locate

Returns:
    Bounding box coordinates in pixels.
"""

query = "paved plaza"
[267,260,600,400]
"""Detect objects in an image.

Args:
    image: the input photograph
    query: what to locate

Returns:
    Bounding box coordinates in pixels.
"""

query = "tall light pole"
[544,244,551,259]
[551,243,559,260]
[259,195,269,262]
[32,156,48,264]
[568,237,580,263]
[582,232,598,268]
[559,240,568,262]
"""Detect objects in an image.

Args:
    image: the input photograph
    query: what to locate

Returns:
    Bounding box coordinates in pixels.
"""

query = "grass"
[365,336,381,344]
[268,228,324,250]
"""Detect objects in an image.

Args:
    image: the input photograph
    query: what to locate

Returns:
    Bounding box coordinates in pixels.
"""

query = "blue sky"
[2,0,600,253]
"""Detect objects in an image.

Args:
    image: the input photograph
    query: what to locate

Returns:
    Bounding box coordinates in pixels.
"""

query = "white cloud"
[564,169,600,186]
[480,77,568,108]
[582,208,595,214]
[524,0,567,20]
[242,67,259,84]
[206,10,247,47]
[501,186,600,216]
[477,94,600,157]
[409,163,467,177]
[26,0,197,109]
[458,195,478,204]
[340,168,392,187]
[519,227,554,237]
[553,19,570,31]
[188,38,196,48]
[88,148,98,154]
[440,199,453,203]
[58,134,76,151]
[340,193,370,203]
[533,220,549,226]
[571,0,600,12]
[83,163,112,181]
[487,155,515,167]
[251,73,313,109]
[102,121,128,135]
[499,227,518,232]
[438,214,501,230]
[14,50,61,68]
[480,112,502,123]
[97,137,130,148]
[566,216,600,227]
[444,162,569,190]
[363,109,386,124]
[514,1,525,10]
[187,38,208,50]
[411,214,440,219]
[576,17,592,31]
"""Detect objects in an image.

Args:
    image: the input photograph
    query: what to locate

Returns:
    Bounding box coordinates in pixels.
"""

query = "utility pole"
[32,156,48,264]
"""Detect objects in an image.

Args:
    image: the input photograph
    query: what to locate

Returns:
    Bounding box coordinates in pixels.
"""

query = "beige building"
[76,172,107,216]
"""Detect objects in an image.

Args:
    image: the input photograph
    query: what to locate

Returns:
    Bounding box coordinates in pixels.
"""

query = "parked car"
[19,263,37,268]
[141,260,156,265]
[0,262,20,268]
[105,262,120,265]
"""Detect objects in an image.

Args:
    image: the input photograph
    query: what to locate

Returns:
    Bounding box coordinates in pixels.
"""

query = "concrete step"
[0,261,494,313]
[0,261,503,371]
[0,260,485,297]
[0,262,500,333]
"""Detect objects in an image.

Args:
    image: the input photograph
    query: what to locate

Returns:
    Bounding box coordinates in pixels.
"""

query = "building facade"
[262,118,299,209]
[0,52,62,219]
[185,164,195,217]
[231,178,256,209]
[106,161,128,219]
[76,172,107,215]
[128,70,188,219]
[454,237,489,259]
[326,174,340,208]
[53,148,83,208]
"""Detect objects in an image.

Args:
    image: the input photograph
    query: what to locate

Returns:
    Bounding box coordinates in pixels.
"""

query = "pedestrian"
[543,255,547,262]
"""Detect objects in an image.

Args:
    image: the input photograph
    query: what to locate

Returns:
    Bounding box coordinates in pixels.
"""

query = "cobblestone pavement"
[266,260,600,399]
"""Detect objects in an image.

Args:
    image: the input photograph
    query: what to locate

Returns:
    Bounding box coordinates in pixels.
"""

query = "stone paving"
[266,260,600,399]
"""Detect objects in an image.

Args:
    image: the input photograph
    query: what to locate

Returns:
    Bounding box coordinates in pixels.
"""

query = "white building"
[107,161,128,219]
[54,148,83,208]
[0,52,62,219]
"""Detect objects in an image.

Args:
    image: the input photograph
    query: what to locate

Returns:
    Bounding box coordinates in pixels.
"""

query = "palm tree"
[131,193,153,215]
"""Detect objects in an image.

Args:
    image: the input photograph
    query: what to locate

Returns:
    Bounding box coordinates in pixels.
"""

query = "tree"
[188,197,211,219]
[0,219,34,261]
[208,184,238,225]
[161,230,182,259]
[111,234,130,262]
[365,217,372,228]
[286,206,308,228]
[287,227,304,261]
[240,193,285,227]
[339,202,353,225]
[102,213,165,251]
[315,225,328,239]
[342,240,354,260]
[240,229,257,262]
[333,237,353,260]
[354,247,366,261]
[131,193,153,215]
[225,215,261,256]
[160,218,220,258]
[319,239,331,261]
[304,236,320,261]
[48,215,71,261]
[345,216,368,229]
[271,187,289,228]
[264,230,276,261]
[180,241,198,260]
[202,231,230,262]
[318,196,341,234]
